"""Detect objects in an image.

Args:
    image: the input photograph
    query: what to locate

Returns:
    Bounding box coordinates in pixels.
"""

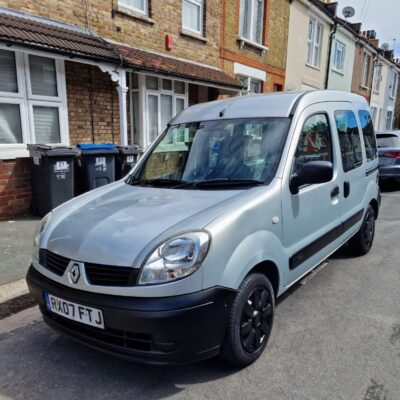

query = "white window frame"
[307,19,323,69]
[182,0,204,36]
[361,52,371,88]
[332,40,345,73]
[129,73,188,148]
[390,71,398,99]
[118,0,148,16]
[386,110,393,130]
[237,75,262,95]
[239,0,265,44]
[370,106,377,126]
[28,101,68,145]
[0,47,69,156]
[372,64,382,92]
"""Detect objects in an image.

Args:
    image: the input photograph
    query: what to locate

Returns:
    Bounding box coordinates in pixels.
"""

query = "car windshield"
[376,134,400,148]
[129,117,291,188]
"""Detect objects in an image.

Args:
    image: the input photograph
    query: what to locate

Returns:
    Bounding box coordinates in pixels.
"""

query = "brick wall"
[0,0,222,69]
[0,159,32,220]
[221,0,289,91]
[351,43,374,100]
[65,61,121,145]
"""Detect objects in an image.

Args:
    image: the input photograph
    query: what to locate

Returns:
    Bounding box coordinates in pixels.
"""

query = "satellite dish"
[342,6,355,19]
[381,43,390,51]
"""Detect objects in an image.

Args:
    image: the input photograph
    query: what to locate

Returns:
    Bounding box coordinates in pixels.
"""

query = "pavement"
[0,189,399,400]
[0,217,40,285]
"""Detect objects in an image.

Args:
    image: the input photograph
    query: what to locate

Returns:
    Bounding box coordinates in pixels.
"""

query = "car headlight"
[33,212,53,261]
[138,231,210,285]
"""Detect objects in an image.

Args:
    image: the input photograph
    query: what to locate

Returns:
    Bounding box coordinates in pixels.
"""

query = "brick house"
[220,0,289,94]
[0,1,248,219]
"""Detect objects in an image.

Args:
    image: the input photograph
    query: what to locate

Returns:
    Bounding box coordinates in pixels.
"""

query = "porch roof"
[0,11,120,62]
[117,45,241,90]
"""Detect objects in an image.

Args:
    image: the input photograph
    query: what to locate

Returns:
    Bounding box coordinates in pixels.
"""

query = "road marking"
[0,279,29,303]
[0,306,41,335]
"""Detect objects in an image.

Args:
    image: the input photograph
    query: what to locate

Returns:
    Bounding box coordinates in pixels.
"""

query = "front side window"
[131,118,291,186]
[332,40,345,72]
[307,19,323,68]
[118,0,148,15]
[358,110,377,162]
[361,53,371,88]
[335,110,363,172]
[0,49,66,147]
[292,114,332,176]
[182,0,204,35]
[239,0,265,44]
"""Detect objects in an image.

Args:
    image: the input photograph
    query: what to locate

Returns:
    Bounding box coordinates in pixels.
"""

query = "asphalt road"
[0,217,40,285]
[1,189,399,400]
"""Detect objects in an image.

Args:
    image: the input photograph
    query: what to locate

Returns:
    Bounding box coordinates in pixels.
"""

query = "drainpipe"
[325,19,337,89]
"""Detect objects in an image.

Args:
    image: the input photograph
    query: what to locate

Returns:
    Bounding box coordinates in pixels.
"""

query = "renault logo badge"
[69,263,81,284]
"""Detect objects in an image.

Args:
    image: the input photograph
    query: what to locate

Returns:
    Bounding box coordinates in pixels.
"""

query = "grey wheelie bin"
[28,144,78,217]
[75,144,119,194]
[115,145,143,179]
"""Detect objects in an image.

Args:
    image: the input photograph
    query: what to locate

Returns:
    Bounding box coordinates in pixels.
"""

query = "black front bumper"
[27,265,236,364]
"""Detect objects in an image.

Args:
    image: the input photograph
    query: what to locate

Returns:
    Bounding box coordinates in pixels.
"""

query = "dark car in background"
[376,131,400,185]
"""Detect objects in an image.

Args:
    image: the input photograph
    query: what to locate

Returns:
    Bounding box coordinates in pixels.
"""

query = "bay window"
[130,73,188,148]
[0,48,68,152]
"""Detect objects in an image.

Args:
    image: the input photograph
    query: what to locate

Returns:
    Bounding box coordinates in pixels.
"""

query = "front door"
[281,105,342,286]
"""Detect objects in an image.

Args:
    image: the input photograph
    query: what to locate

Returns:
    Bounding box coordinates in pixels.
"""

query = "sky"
[335,0,400,58]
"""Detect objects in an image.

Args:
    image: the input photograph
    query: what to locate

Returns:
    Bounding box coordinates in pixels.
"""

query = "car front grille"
[45,311,152,351]
[85,263,139,286]
[40,249,69,276]
[39,249,139,286]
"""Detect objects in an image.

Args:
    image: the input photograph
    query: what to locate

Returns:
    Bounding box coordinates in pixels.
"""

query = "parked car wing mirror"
[290,161,333,195]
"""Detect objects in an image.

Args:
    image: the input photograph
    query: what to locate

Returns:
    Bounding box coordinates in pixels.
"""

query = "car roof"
[170,90,369,124]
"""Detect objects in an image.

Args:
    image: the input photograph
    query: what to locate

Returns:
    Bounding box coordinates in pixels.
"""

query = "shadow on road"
[0,321,240,400]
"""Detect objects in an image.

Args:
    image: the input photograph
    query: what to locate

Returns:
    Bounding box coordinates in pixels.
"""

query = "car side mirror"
[290,161,333,195]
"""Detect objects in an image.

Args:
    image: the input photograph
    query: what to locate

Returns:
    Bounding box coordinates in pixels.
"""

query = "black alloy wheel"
[221,273,275,367]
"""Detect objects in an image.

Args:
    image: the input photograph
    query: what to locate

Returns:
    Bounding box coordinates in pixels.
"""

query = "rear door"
[331,105,367,237]
[282,104,342,285]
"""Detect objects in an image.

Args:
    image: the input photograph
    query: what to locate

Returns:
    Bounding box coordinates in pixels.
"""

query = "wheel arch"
[369,198,379,219]
[246,260,280,299]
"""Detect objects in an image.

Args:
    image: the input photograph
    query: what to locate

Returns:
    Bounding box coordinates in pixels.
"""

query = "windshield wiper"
[175,178,264,189]
[128,178,189,187]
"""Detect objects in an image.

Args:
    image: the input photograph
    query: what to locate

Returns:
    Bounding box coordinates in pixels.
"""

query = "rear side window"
[292,113,332,175]
[358,110,377,161]
[376,134,400,148]
[335,110,363,172]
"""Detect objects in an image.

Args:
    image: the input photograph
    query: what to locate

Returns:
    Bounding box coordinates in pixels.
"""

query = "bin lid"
[116,145,144,155]
[27,144,79,157]
[77,143,119,155]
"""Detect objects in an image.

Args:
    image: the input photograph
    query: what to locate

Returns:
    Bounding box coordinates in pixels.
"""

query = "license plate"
[44,293,105,329]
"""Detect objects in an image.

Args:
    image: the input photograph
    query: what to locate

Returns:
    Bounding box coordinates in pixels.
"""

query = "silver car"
[27,91,380,366]
[376,130,400,184]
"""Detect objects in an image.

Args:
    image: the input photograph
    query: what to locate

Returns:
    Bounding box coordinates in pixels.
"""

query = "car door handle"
[331,186,340,198]
[344,181,350,198]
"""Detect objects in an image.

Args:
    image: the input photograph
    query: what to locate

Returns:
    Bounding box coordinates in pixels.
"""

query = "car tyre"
[220,273,274,367]
[349,205,375,256]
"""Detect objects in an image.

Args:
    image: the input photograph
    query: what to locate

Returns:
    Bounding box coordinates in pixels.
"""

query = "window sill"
[360,85,370,91]
[332,68,344,76]
[114,4,155,24]
[180,29,208,43]
[237,36,269,56]
[305,63,321,71]
[0,147,29,160]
